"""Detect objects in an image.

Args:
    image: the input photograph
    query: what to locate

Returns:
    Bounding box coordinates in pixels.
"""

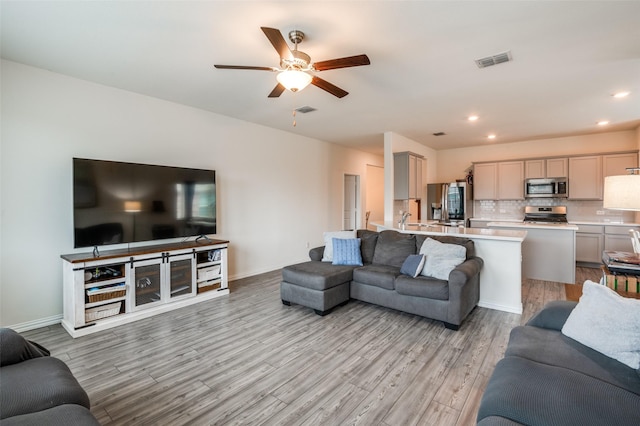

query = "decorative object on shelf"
[603,167,640,255]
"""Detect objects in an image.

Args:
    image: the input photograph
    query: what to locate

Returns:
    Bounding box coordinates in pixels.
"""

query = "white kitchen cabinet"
[525,158,568,179]
[473,163,497,200]
[603,152,638,177]
[497,161,524,200]
[604,225,640,252]
[394,152,424,199]
[524,159,545,179]
[474,161,523,200]
[546,158,568,178]
[569,155,603,200]
[575,225,604,264]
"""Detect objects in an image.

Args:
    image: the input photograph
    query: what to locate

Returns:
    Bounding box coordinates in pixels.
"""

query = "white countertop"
[471,217,640,227]
[488,221,579,231]
[372,221,527,242]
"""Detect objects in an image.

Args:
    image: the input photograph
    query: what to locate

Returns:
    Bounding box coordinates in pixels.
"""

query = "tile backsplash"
[473,199,636,223]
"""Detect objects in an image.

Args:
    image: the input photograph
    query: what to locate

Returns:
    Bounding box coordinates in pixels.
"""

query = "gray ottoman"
[280,261,354,315]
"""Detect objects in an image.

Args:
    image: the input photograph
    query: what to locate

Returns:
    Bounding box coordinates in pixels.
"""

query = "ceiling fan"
[214,27,370,98]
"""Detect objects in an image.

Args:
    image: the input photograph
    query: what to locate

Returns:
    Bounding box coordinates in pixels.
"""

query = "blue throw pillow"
[332,238,363,266]
[400,254,426,278]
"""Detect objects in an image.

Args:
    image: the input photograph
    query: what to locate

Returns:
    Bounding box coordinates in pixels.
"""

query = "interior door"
[343,174,359,230]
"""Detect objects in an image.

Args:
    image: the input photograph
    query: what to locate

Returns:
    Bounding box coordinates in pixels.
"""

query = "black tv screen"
[73,158,216,248]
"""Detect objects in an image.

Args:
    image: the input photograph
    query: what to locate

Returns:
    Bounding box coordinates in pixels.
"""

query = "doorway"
[343,174,360,230]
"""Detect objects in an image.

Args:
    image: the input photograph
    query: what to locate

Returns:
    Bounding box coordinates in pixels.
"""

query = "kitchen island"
[488,222,578,284]
[373,221,527,314]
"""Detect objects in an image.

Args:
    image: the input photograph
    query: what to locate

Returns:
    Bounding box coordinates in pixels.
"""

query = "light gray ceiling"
[2,1,639,155]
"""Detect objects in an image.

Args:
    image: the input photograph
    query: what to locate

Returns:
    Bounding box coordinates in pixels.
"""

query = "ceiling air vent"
[295,106,316,114]
[475,51,513,69]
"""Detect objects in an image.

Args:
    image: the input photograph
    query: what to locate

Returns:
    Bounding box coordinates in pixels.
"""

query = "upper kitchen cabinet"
[525,158,568,179]
[473,162,497,200]
[603,152,638,177]
[546,158,569,178]
[568,155,603,199]
[474,161,524,200]
[394,152,424,199]
[498,161,525,199]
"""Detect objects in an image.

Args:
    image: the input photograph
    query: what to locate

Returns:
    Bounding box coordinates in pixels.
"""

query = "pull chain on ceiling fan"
[214,27,370,98]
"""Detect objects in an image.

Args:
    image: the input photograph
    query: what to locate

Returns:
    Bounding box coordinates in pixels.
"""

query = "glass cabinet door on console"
[130,253,196,310]
[167,254,195,300]
[131,259,163,310]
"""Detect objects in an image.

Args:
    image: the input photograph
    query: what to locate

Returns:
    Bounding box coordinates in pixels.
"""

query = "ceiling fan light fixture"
[277,70,312,92]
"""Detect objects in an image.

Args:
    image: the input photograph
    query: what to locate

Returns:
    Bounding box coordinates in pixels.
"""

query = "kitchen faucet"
[399,211,411,229]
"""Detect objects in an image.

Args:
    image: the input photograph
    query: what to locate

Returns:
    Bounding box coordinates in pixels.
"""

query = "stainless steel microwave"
[524,178,568,198]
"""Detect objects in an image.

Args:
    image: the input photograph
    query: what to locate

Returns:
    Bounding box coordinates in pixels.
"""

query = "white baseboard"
[7,314,63,333]
[478,301,523,315]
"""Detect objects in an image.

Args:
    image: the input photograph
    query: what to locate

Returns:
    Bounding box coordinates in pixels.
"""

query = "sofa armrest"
[526,300,577,330]
[309,246,325,261]
[449,256,483,286]
[0,328,50,366]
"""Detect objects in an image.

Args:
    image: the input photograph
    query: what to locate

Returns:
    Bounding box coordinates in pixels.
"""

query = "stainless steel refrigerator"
[426,181,472,226]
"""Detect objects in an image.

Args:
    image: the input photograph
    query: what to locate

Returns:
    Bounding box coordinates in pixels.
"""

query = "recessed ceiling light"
[468,115,479,121]
[612,91,630,98]
[487,134,496,139]
[597,120,610,126]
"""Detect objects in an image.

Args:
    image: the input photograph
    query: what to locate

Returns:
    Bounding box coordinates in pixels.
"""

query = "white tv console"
[61,239,229,338]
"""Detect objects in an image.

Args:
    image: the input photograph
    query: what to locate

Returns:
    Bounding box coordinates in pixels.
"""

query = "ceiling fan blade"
[261,27,293,60]
[312,54,370,71]
[268,83,285,98]
[214,65,277,71]
[311,76,349,98]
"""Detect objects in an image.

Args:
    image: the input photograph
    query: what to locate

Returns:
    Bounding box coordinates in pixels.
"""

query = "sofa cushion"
[0,357,90,419]
[321,230,356,262]
[371,231,416,267]
[419,238,467,280]
[395,275,449,300]
[562,280,640,369]
[352,264,400,290]
[506,325,640,395]
[332,238,363,266]
[0,404,100,426]
[0,328,50,367]
[477,356,640,426]
[400,254,425,278]
[282,261,355,291]
[416,234,475,258]
[356,229,379,264]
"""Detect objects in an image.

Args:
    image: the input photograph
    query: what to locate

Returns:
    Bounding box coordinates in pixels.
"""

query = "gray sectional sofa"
[0,328,99,426]
[477,301,640,425]
[281,229,484,330]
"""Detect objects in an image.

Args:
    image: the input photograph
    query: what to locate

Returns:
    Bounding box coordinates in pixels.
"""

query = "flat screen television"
[73,158,216,248]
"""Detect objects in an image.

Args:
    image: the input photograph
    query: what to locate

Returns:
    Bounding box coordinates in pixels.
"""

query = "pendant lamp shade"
[276,70,312,92]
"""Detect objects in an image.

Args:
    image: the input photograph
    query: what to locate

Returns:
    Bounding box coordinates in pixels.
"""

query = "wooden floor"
[22,267,601,426]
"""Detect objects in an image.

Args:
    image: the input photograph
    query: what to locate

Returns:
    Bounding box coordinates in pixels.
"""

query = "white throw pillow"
[561,280,640,369]
[419,238,466,280]
[321,230,357,262]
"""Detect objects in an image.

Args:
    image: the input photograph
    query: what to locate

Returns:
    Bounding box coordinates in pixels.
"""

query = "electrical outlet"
[499,209,506,214]
[596,210,605,215]
[305,242,310,248]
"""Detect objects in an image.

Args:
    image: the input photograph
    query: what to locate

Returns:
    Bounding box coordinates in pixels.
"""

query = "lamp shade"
[276,70,312,92]
[603,175,640,211]
[124,201,142,212]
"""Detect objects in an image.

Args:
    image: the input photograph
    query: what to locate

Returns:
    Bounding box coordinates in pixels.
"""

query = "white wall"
[0,60,383,328]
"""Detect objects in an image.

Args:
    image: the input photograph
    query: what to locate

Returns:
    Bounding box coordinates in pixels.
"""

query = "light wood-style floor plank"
[20,267,598,425]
